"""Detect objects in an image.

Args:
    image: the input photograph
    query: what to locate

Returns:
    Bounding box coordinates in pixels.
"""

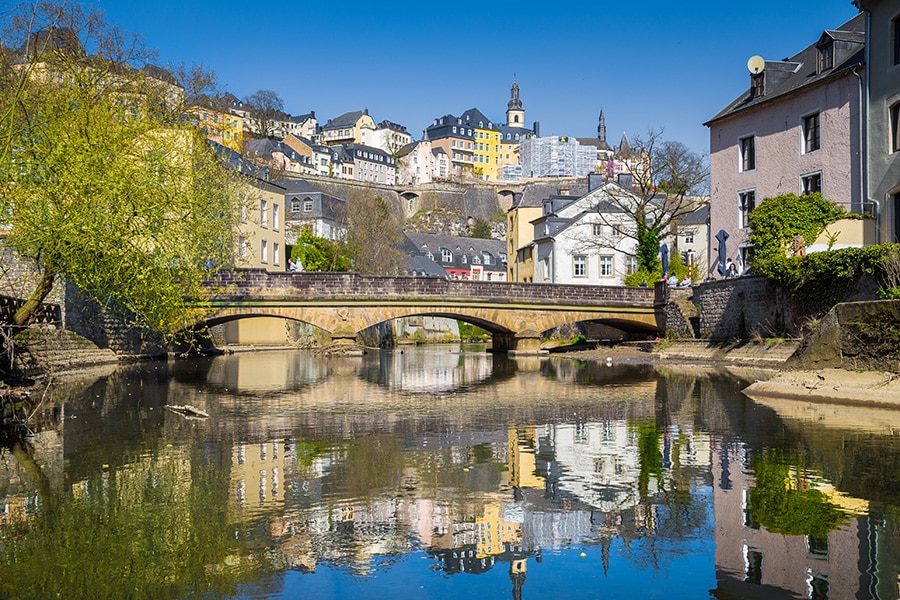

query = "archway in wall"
[400,191,420,216]
[202,315,329,348]
[358,312,511,348]
[497,189,517,211]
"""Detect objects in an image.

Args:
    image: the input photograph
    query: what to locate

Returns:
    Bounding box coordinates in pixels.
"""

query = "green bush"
[748,192,846,262]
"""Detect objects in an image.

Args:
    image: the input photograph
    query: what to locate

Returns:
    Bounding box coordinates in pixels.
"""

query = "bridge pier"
[494,330,547,356]
[329,325,359,346]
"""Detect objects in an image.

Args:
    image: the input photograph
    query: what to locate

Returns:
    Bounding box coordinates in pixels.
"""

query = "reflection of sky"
[250,538,716,599]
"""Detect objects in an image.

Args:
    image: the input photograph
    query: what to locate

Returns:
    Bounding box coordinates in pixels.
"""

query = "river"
[0,345,897,599]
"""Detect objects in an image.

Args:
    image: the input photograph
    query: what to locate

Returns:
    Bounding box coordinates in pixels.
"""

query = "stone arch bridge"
[195,270,663,354]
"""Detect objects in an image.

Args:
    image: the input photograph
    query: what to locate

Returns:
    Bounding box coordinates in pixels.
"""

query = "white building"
[519,135,597,179]
[531,181,644,285]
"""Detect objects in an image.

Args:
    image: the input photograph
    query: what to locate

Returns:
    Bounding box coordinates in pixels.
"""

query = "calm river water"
[0,346,898,599]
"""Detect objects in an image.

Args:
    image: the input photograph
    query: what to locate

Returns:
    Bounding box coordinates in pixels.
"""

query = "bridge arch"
[196,270,662,354]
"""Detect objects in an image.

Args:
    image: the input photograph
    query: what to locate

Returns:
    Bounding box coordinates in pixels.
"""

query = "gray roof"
[402,231,507,273]
[705,12,865,126]
[323,109,367,130]
[681,204,710,226]
[511,182,589,209]
[407,255,449,278]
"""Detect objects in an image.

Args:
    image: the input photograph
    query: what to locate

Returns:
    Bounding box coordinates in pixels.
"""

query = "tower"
[506,77,524,127]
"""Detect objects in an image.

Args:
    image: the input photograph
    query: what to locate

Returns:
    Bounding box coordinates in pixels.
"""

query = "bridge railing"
[205,270,657,308]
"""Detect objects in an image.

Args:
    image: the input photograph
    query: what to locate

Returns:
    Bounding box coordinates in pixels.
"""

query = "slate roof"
[407,255,449,278]
[510,182,589,209]
[402,231,507,273]
[705,12,865,125]
[680,204,710,226]
[323,110,367,130]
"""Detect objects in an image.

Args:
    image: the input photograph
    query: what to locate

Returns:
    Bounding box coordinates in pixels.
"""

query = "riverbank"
[555,339,900,408]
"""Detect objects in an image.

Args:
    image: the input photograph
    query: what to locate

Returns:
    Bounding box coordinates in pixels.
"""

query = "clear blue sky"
[92,0,860,157]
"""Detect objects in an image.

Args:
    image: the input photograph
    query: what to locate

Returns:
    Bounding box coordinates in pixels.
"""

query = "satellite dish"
[747,55,765,74]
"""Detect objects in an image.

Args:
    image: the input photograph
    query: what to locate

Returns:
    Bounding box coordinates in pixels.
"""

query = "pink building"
[705,13,867,271]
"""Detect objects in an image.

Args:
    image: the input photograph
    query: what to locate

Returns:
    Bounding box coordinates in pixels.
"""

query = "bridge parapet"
[207,269,655,308]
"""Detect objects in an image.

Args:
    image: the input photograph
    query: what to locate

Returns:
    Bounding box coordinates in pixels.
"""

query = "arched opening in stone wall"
[201,315,330,348]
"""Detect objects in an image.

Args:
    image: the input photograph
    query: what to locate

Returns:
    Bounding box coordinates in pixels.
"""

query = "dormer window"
[819,43,834,72]
[750,73,764,98]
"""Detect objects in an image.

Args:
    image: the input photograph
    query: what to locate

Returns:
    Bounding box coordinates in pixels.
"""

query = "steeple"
[506,76,525,127]
[596,108,613,155]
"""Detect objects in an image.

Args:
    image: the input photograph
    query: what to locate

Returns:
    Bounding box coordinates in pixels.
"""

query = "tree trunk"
[11,270,56,328]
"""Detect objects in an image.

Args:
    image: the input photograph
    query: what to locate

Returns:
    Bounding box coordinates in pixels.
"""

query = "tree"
[291,228,350,272]
[244,89,284,138]
[0,2,243,338]
[577,129,709,273]
[344,193,405,275]
[469,217,492,239]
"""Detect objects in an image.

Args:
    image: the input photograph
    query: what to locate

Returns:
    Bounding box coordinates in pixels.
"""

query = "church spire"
[506,76,525,127]
[597,108,607,143]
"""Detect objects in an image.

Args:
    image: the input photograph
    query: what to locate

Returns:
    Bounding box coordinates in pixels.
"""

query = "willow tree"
[0,3,242,338]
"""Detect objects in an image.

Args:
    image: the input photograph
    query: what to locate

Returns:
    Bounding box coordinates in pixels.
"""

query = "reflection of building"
[711,438,880,599]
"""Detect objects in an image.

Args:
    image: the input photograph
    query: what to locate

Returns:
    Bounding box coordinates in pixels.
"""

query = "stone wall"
[693,276,796,341]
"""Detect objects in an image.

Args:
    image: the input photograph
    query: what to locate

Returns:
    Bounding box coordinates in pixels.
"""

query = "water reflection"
[0,347,897,600]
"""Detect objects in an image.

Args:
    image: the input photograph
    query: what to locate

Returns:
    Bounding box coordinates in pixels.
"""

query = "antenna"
[747,55,765,74]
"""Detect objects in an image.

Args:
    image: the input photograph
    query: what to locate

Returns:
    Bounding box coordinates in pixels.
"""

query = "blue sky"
[92,0,860,157]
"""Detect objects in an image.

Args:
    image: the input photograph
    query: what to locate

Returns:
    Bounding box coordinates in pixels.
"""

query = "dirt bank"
[554,341,900,407]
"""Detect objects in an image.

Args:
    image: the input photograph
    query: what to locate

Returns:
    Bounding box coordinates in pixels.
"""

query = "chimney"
[588,172,604,192]
[533,121,540,137]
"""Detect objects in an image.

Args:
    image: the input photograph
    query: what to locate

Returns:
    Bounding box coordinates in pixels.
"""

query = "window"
[573,255,587,277]
[441,248,452,262]
[482,251,492,265]
[740,190,756,228]
[894,15,900,66]
[802,172,822,195]
[891,102,900,153]
[740,136,755,171]
[625,256,638,275]
[819,43,833,71]
[260,239,268,264]
[273,242,280,266]
[599,255,614,277]
[237,235,247,260]
[461,254,467,264]
[260,199,268,227]
[291,199,301,212]
[303,199,313,212]
[744,547,762,585]
[803,113,821,153]
[592,223,603,236]
[683,230,694,244]
[273,203,280,231]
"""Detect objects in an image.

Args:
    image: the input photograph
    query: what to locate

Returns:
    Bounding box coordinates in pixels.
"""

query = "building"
[674,204,711,279]
[853,0,900,243]
[341,143,397,185]
[185,106,243,152]
[402,232,507,281]
[576,109,616,172]
[215,144,286,272]
[704,12,868,267]
[518,135,598,179]
[244,137,315,176]
[321,109,376,146]
[531,179,643,286]
[370,120,412,156]
[397,137,450,184]
[424,79,534,181]
[507,181,589,282]
[282,134,333,178]
[277,179,347,243]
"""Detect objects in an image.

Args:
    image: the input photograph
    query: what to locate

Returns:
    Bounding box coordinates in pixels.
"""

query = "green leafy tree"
[291,228,350,272]
[0,2,242,337]
[469,217,492,239]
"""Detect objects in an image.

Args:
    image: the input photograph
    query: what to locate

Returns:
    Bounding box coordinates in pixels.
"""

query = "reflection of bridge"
[196,270,662,354]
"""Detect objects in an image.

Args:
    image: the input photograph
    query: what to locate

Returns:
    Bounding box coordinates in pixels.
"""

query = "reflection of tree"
[749,450,847,538]
[0,446,254,599]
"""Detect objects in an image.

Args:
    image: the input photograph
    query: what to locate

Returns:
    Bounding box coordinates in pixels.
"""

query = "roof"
[680,204,710,226]
[323,109,368,130]
[510,182,589,209]
[402,231,507,272]
[705,12,865,126]
[407,255,449,278]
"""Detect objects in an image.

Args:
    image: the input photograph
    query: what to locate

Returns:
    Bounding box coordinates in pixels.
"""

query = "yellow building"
[188,107,243,152]
[234,176,286,273]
